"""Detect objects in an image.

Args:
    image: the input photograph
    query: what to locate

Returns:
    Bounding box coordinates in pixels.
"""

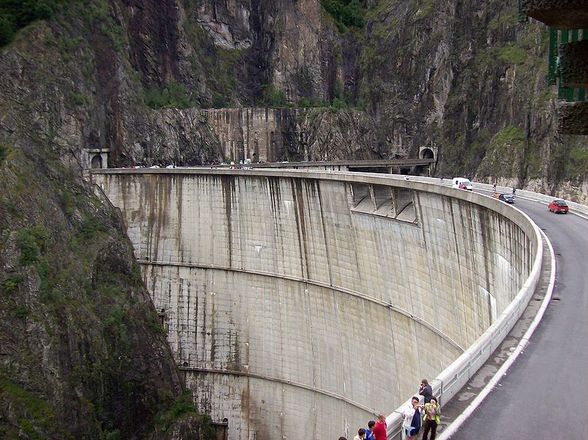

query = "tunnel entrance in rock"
[420,148,434,159]
[91,154,103,169]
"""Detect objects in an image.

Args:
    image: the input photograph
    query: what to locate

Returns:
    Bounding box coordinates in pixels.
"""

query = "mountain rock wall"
[0,148,215,438]
[1,0,586,197]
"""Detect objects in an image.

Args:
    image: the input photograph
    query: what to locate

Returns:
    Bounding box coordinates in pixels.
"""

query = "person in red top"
[372,414,387,440]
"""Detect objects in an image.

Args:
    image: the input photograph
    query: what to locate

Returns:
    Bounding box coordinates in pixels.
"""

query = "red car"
[548,199,569,214]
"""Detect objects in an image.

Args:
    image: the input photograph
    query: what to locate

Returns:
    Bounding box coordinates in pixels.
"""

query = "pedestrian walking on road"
[402,396,422,440]
[421,397,441,440]
[372,414,387,440]
[512,187,517,195]
[419,379,433,404]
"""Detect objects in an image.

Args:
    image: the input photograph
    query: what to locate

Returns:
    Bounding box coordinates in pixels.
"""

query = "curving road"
[451,196,588,439]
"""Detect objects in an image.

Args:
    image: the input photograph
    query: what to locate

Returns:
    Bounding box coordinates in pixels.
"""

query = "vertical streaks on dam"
[221,175,234,268]
[292,178,310,279]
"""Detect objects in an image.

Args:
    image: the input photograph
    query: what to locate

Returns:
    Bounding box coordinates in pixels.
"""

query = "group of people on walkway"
[338,379,441,440]
[401,379,441,440]
[337,414,387,440]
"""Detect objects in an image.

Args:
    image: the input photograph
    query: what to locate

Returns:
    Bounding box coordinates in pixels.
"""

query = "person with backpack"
[402,396,422,439]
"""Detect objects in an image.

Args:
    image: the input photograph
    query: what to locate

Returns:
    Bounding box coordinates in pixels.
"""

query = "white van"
[452,177,473,191]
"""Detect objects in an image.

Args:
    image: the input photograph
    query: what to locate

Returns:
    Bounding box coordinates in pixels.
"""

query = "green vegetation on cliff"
[0,375,64,439]
[569,147,588,178]
[476,126,526,178]
[182,23,243,108]
[321,0,366,31]
[496,43,527,64]
[0,0,68,46]
[144,82,193,109]
[0,147,213,438]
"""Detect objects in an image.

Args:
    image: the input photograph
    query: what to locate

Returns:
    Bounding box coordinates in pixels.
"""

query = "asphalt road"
[451,197,588,439]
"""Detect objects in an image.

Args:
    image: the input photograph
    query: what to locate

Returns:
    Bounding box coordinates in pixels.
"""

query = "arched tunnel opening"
[91,154,103,169]
[421,148,434,159]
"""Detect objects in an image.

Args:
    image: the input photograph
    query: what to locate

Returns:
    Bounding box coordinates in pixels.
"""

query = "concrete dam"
[92,169,539,440]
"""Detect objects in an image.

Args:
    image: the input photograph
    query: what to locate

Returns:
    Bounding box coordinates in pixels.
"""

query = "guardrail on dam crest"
[91,169,541,440]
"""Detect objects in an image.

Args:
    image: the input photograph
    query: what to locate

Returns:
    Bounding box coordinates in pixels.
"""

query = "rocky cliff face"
[0,146,216,438]
[2,0,584,194]
[188,0,588,195]
[0,0,370,167]
[191,0,349,103]
[356,0,583,189]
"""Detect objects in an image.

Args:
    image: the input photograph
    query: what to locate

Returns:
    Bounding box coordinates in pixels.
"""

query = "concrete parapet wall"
[92,169,540,440]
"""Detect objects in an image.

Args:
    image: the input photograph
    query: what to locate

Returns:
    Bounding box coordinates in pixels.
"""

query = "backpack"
[410,408,421,435]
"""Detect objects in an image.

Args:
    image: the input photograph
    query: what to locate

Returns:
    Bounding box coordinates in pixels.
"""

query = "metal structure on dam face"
[91,169,541,440]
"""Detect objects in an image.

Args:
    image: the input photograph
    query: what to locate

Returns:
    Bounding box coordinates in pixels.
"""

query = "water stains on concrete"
[94,171,536,440]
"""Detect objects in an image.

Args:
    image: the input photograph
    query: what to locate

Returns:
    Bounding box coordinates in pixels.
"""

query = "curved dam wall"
[92,170,537,440]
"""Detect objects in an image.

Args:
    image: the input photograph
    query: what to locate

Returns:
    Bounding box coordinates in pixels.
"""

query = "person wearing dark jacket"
[365,420,375,440]
[402,396,422,439]
[419,379,433,403]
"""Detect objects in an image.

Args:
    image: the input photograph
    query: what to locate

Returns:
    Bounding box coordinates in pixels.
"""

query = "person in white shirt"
[401,396,422,439]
